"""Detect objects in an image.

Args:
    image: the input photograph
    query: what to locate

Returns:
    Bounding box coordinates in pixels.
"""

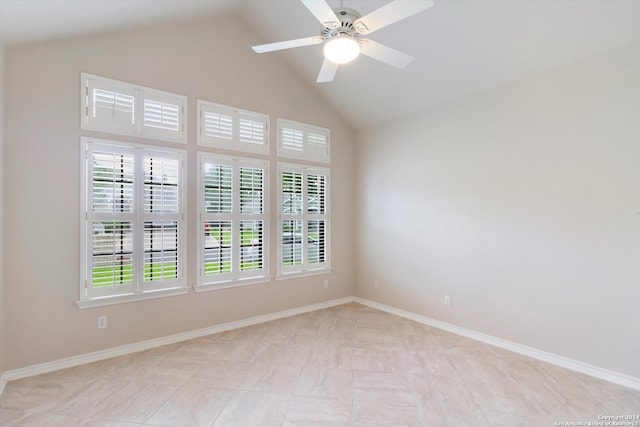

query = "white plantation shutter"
[278,163,330,276]
[81,138,186,302]
[198,153,269,288]
[277,119,330,163]
[203,110,234,142]
[307,129,328,159]
[238,165,265,278]
[281,127,304,152]
[306,172,328,268]
[144,99,177,131]
[142,91,184,141]
[239,112,267,147]
[85,78,137,135]
[87,145,136,298]
[143,156,180,214]
[91,150,135,214]
[201,157,235,283]
[93,89,135,122]
[142,154,182,288]
[91,221,134,292]
[197,100,269,154]
[81,73,187,143]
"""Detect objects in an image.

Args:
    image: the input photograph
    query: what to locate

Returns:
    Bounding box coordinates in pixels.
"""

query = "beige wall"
[3,15,355,370]
[355,41,640,378]
[1,41,5,375]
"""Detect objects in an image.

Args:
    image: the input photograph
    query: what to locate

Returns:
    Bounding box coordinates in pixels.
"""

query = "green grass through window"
[92,262,177,287]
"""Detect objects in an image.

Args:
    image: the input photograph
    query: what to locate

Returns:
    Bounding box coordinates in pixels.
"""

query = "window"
[79,138,186,307]
[198,100,269,154]
[278,163,330,276]
[277,118,329,163]
[81,73,187,143]
[197,153,269,290]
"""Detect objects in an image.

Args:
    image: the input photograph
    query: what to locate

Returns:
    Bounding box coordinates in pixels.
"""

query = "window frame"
[81,73,188,144]
[197,100,269,155]
[196,152,270,291]
[277,162,331,278]
[78,137,187,308]
[277,118,330,163]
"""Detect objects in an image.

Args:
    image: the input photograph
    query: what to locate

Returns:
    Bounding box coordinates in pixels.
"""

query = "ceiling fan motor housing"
[322,7,362,41]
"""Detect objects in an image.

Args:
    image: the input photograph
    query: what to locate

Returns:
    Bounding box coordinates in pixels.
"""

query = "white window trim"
[81,73,188,144]
[76,287,189,309]
[196,152,270,291]
[274,268,333,281]
[197,99,269,155]
[277,162,331,278]
[78,137,187,308]
[277,118,330,163]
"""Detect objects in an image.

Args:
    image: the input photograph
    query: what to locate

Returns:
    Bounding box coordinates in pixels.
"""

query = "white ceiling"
[2,0,640,130]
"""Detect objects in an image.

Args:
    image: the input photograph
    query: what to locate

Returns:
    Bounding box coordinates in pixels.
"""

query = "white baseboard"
[355,297,640,391]
[0,373,7,397]
[3,296,355,382]
[4,295,638,393]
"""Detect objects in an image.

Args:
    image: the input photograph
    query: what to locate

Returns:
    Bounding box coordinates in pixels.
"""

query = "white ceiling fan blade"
[359,39,414,69]
[354,0,434,35]
[317,59,338,83]
[300,0,339,26]
[252,36,322,53]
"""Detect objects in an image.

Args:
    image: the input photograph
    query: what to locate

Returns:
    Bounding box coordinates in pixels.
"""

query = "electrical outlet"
[323,279,329,288]
[97,315,107,329]
[374,279,380,288]
[444,295,451,306]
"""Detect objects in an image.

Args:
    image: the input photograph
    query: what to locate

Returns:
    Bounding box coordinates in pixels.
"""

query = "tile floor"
[0,302,639,426]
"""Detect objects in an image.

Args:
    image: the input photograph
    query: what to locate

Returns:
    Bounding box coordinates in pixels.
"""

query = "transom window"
[81,73,187,143]
[197,100,269,154]
[277,118,329,163]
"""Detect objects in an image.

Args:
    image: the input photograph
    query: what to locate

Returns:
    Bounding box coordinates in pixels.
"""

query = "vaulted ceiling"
[2,0,640,130]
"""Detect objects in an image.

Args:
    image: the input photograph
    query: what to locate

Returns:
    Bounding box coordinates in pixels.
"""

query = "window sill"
[76,287,189,309]
[194,276,273,293]
[275,267,332,281]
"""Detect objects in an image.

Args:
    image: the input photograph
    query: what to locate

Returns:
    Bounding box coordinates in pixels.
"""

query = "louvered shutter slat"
[143,100,180,131]
[204,111,233,140]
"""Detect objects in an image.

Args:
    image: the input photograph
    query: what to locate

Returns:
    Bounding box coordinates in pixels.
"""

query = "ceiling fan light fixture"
[323,36,360,64]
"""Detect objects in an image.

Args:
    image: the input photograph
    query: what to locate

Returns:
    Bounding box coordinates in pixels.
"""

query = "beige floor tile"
[0,376,89,412]
[294,366,353,400]
[0,408,27,425]
[250,341,313,366]
[145,385,233,427]
[336,346,371,370]
[171,339,247,362]
[240,362,302,393]
[211,390,290,427]
[353,370,415,405]
[1,303,639,427]
[189,360,254,389]
[92,382,179,423]
[284,396,352,426]
[78,421,145,427]
[420,404,493,427]
[54,379,140,419]
[483,409,563,427]
[353,400,421,426]
[306,340,343,368]
[0,410,88,427]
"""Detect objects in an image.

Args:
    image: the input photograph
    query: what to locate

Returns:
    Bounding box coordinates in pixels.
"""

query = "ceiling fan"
[252,0,434,83]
